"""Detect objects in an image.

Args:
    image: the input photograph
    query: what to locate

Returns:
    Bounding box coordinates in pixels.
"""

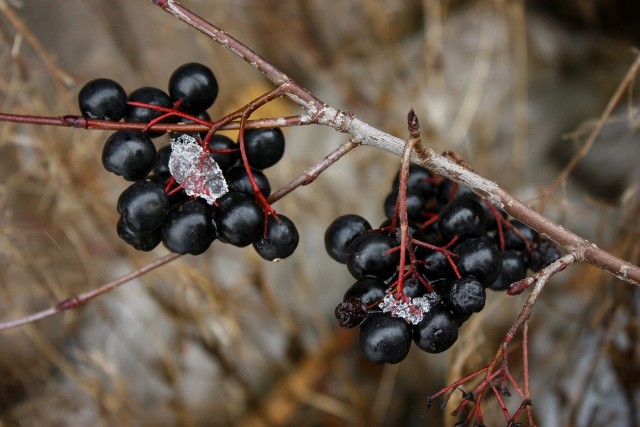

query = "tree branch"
[150,0,640,286]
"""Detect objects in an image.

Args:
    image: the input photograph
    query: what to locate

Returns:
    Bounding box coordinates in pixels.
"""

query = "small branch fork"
[427,254,578,426]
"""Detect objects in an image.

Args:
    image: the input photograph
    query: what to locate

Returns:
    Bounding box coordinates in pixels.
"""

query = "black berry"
[412,305,459,354]
[102,130,156,181]
[117,181,169,232]
[243,128,285,170]
[392,164,436,199]
[224,165,271,198]
[438,196,487,240]
[502,220,539,251]
[345,231,399,280]
[215,192,263,247]
[446,276,486,318]
[335,297,367,328]
[490,250,528,291]
[117,216,162,252]
[207,134,239,172]
[455,237,502,287]
[161,200,216,255]
[529,238,561,272]
[359,313,412,364]
[169,62,218,114]
[125,87,174,137]
[343,277,387,308]
[253,214,299,261]
[324,214,372,263]
[78,78,127,121]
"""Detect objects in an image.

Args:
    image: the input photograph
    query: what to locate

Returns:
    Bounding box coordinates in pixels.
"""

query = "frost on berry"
[169,134,228,204]
[379,293,441,325]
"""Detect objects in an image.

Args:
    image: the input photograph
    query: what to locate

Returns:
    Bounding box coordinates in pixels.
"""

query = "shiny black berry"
[502,220,539,251]
[490,250,528,291]
[438,196,487,240]
[215,192,263,247]
[153,144,172,177]
[455,237,502,287]
[384,190,427,222]
[102,130,156,181]
[529,238,561,272]
[446,276,486,318]
[169,62,218,114]
[78,78,127,121]
[345,231,399,280]
[207,134,239,172]
[243,128,285,170]
[343,277,387,308]
[125,87,175,137]
[324,214,372,263]
[412,305,459,354]
[392,164,436,199]
[117,181,169,232]
[224,165,271,198]
[117,216,162,252]
[253,214,299,261]
[359,313,412,364]
[161,200,216,255]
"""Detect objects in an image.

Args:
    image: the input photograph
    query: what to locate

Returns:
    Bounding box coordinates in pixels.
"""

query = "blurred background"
[1,0,639,425]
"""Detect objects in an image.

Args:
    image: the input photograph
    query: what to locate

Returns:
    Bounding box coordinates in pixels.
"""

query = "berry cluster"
[78,63,298,260]
[326,164,560,364]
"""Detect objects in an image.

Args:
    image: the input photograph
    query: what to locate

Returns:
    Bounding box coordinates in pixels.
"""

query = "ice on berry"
[379,292,441,325]
[169,134,228,204]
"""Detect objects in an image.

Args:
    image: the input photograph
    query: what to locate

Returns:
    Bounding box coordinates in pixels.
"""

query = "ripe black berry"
[412,305,459,354]
[529,238,561,271]
[343,277,387,308]
[345,231,399,280]
[153,145,172,177]
[207,134,239,172]
[215,192,263,247]
[224,165,271,198]
[490,250,527,291]
[335,297,367,328]
[117,216,162,252]
[102,130,156,181]
[125,87,174,137]
[502,220,539,251]
[359,312,412,364]
[161,200,216,255]
[392,164,436,199]
[324,214,372,263]
[78,78,127,121]
[438,196,487,240]
[446,276,486,318]
[384,190,427,222]
[253,214,299,261]
[169,62,218,114]
[455,237,502,287]
[117,181,169,232]
[243,128,285,170]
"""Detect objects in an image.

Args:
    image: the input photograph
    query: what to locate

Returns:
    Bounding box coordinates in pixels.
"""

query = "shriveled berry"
[117,216,161,252]
[455,237,502,287]
[343,277,387,308]
[438,196,487,240]
[253,214,299,261]
[412,305,458,354]
[243,128,285,170]
[169,62,218,114]
[335,297,367,328]
[102,130,156,181]
[346,231,399,280]
[446,276,486,318]
[161,200,216,255]
[324,214,372,263]
[215,192,263,247]
[490,250,527,291]
[117,181,169,231]
[78,78,127,121]
[359,312,412,364]
[224,165,271,198]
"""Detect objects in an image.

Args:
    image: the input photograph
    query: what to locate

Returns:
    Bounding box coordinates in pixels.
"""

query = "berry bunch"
[78,63,298,260]
[326,164,560,364]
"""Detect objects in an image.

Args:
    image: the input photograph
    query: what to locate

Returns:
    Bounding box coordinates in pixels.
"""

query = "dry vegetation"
[0,1,639,426]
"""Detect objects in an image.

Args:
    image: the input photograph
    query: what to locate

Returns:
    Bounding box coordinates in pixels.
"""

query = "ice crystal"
[169,134,228,204]
[379,292,442,325]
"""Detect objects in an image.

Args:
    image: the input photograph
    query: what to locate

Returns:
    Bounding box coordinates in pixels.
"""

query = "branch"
[151,0,640,286]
